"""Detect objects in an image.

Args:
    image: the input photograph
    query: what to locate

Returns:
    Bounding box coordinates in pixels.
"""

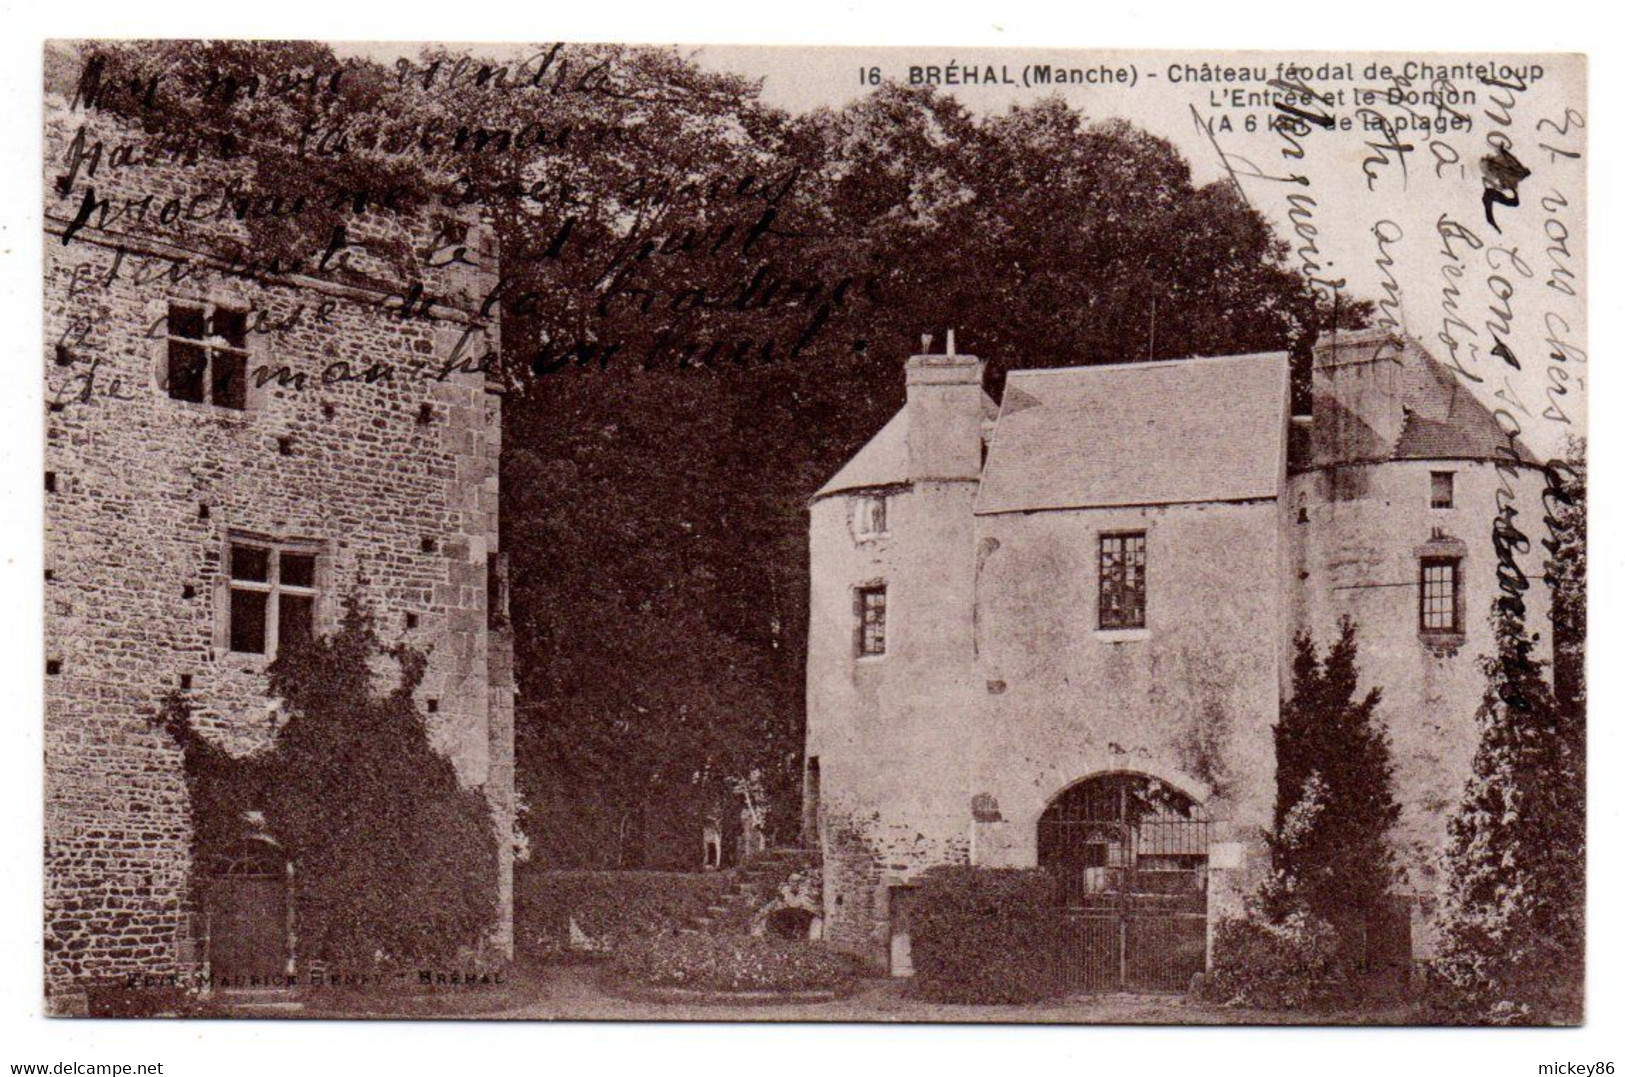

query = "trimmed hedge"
[907,866,1069,1004]
[1202,910,1350,1010]
[516,869,732,956]
[614,934,864,993]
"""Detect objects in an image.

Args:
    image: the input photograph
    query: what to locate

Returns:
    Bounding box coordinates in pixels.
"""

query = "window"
[166,301,248,409]
[487,551,510,630]
[857,585,887,656]
[1430,471,1455,509]
[1419,557,1461,634]
[227,541,318,656]
[1098,532,1147,630]
[854,495,888,538]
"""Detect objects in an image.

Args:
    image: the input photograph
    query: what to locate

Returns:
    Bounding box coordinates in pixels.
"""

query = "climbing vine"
[155,597,500,968]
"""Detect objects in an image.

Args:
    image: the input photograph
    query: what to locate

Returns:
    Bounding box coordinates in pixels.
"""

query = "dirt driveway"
[485,964,1412,1025]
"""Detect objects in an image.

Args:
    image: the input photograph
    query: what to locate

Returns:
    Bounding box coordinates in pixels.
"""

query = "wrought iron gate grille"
[1038,774,1210,993]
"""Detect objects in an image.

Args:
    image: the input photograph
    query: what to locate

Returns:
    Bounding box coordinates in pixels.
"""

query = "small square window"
[1430,471,1454,509]
[230,544,270,582]
[281,553,316,589]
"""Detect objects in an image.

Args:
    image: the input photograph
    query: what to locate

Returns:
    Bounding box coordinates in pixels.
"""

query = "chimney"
[905,336,984,482]
[1311,329,1407,456]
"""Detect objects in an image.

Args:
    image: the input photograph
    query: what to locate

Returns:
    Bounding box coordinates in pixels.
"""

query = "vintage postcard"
[40,40,1586,1026]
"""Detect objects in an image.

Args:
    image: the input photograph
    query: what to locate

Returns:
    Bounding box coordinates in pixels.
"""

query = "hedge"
[1202,909,1350,1010]
[614,935,864,993]
[516,869,733,956]
[907,866,1069,1004]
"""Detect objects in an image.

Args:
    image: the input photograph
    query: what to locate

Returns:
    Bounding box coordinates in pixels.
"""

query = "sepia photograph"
[11,15,1605,1066]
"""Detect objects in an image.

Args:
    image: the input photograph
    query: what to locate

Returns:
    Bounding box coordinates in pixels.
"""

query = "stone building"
[42,81,514,1011]
[804,329,1550,989]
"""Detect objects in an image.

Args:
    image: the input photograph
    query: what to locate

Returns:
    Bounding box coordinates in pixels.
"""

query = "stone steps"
[674,847,820,938]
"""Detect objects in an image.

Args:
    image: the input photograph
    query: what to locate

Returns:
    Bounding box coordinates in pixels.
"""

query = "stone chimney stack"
[905,336,984,482]
[1311,328,1407,457]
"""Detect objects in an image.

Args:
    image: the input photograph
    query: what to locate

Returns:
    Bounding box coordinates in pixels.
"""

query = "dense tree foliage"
[1264,621,1400,951]
[58,41,1351,867]
[1428,453,1586,1024]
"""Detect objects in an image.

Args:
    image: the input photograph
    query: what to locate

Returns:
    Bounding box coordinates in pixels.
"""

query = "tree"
[65,42,1366,868]
[1265,619,1400,958]
[1546,438,1586,736]
[155,599,501,967]
[1428,458,1585,1024]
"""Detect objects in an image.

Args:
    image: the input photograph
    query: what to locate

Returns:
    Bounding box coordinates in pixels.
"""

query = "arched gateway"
[1037,773,1211,992]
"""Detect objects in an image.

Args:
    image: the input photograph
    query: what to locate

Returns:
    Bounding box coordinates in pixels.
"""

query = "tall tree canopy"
[53,42,1348,867]
[1265,620,1400,948]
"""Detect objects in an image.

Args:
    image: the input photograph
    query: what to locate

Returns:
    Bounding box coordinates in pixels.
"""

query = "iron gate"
[1038,774,1210,993]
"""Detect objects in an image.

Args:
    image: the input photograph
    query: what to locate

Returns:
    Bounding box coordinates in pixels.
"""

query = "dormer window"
[166,301,248,409]
[854,495,889,539]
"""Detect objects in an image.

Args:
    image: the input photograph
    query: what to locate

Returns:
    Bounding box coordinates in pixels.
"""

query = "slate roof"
[814,394,998,499]
[1309,329,1540,466]
[974,353,1291,515]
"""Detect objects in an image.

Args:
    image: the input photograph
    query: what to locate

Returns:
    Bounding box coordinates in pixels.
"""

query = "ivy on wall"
[154,597,500,968]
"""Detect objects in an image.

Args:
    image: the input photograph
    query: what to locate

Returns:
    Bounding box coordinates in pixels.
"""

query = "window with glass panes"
[857,585,887,656]
[227,541,318,656]
[1098,532,1147,630]
[166,301,248,409]
[1419,557,1461,633]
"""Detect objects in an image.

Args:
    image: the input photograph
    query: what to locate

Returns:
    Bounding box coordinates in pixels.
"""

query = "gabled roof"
[975,353,1290,515]
[814,394,998,499]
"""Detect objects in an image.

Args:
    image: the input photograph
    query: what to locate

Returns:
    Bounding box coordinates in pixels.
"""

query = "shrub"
[517,869,733,956]
[907,866,1068,1004]
[614,935,864,993]
[155,599,500,968]
[1203,909,1349,1010]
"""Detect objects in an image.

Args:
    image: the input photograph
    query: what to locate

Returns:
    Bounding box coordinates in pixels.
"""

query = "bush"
[156,600,500,968]
[614,935,864,993]
[907,866,1068,1004]
[517,869,733,956]
[1203,909,1350,1010]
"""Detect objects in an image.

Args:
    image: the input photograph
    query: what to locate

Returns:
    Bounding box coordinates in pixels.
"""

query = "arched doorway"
[201,838,290,989]
[1038,773,1210,992]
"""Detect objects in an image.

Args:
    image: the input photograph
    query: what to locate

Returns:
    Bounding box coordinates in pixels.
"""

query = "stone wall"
[42,90,514,1006]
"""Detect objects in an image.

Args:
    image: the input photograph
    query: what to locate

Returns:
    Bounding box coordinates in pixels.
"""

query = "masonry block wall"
[42,84,515,1005]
